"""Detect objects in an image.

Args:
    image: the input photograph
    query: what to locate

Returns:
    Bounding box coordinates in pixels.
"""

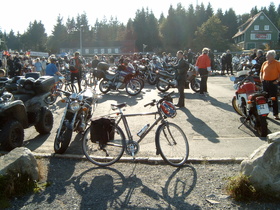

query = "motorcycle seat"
[248,92,267,101]
[105,73,116,80]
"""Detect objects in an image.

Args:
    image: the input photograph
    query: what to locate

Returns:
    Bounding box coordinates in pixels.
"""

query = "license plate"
[256,104,269,115]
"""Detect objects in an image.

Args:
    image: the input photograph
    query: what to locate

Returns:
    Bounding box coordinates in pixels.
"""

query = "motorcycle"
[54,88,100,154]
[0,75,54,151]
[156,64,200,93]
[230,72,275,137]
[94,62,143,96]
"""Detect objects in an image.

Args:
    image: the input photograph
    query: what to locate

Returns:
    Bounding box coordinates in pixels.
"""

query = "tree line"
[0,2,279,55]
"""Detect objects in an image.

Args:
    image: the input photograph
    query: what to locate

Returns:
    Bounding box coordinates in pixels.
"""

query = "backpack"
[90,118,115,146]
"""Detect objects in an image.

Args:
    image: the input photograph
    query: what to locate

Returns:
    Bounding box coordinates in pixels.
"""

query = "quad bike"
[0,74,55,151]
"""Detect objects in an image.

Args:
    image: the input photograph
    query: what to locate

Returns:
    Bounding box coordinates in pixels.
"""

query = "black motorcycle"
[54,88,100,154]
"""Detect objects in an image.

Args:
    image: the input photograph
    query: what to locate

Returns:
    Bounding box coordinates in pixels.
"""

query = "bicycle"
[82,92,189,167]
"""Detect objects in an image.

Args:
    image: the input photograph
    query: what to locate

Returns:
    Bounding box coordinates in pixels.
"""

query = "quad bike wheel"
[35,107,54,134]
[0,120,24,151]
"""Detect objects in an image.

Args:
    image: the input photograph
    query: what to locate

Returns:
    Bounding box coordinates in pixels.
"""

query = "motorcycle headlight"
[70,93,78,100]
[70,101,80,111]
[77,94,83,102]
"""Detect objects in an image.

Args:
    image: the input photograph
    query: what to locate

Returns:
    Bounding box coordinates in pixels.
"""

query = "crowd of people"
[0,48,279,112]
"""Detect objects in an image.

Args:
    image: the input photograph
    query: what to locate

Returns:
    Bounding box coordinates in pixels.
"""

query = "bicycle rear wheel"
[155,122,189,167]
[82,125,126,166]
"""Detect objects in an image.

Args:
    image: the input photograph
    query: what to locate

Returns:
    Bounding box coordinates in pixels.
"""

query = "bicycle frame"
[114,108,166,144]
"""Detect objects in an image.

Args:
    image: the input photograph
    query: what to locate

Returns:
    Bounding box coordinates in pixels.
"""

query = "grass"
[0,158,51,208]
[225,173,259,201]
[225,173,280,202]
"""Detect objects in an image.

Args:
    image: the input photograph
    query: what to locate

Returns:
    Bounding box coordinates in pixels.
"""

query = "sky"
[0,0,278,36]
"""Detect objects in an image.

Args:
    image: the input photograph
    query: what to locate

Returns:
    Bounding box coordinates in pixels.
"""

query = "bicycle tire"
[82,125,126,166]
[155,122,189,167]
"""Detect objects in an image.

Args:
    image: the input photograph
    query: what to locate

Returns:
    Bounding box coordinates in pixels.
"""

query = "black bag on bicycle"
[90,118,115,145]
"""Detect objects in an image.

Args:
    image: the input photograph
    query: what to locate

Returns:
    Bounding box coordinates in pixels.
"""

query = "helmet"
[160,100,177,118]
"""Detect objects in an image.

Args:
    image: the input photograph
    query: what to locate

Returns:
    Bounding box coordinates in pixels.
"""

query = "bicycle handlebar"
[144,91,175,107]
[57,89,71,97]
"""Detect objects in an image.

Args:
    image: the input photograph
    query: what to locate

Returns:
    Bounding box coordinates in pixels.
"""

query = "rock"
[0,147,39,181]
[240,136,280,197]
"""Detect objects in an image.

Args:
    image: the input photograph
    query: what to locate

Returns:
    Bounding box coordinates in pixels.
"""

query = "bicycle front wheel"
[155,122,189,167]
[82,125,126,166]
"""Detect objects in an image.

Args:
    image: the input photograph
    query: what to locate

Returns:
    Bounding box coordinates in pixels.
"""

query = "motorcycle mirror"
[251,60,257,65]
[230,76,236,82]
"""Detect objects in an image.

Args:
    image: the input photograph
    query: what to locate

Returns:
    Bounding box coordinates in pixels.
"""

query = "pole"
[79,26,82,56]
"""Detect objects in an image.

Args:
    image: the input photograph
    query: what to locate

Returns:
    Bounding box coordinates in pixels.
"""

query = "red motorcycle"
[231,73,275,137]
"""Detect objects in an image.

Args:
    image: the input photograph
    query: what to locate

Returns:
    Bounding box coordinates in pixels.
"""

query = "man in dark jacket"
[225,50,233,75]
[173,50,189,108]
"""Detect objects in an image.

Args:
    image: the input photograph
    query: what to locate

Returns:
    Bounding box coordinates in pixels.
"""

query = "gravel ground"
[6,157,280,209]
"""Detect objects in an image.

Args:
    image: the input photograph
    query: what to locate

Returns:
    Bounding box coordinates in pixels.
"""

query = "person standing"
[69,52,83,92]
[253,50,266,75]
[13,52,22,76]
[41,57,47,76]
[173,50,189,108]
[260,50,280,120]
[187,49,194,64]
[195,48,211,96]
[33,58,43,74]
[225,50,233,75]
[221,53,227,75]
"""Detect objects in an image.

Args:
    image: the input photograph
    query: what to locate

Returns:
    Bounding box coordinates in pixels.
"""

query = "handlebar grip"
[144,103,150,107]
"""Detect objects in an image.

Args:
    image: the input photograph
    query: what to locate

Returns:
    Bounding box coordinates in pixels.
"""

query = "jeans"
[71,72,82,92]
[263,80,278,116]
[198,68,208,94]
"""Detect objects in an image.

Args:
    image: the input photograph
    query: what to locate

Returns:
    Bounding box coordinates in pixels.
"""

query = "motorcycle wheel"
[126,79,142,96]
[190,78,201,93]
[35,107,54,134]
[231,96,243,116]
[251,113,268,137]
[156,80,170,92]
[0,120,24,151]
[147,74,157,85]
[137,77,145,89]
[54,125,73,154]
[99,79,110,94]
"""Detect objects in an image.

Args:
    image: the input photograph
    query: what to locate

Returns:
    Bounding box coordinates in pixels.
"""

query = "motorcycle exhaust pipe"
[159,77,169,84]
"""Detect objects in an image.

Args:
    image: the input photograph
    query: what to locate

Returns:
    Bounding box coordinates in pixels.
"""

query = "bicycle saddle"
[111,103,127,110]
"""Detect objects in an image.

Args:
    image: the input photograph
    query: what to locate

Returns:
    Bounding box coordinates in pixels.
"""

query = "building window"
[266,34,271,40]
[85,49,89,54]
[250,34,256,40]
[108,48,112,54]
[260,15,264,20]
[101,49,105,54]
[115,48,119,54]
[254,25,259,30]
[264,25,269,30]
[94,49,98,54]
